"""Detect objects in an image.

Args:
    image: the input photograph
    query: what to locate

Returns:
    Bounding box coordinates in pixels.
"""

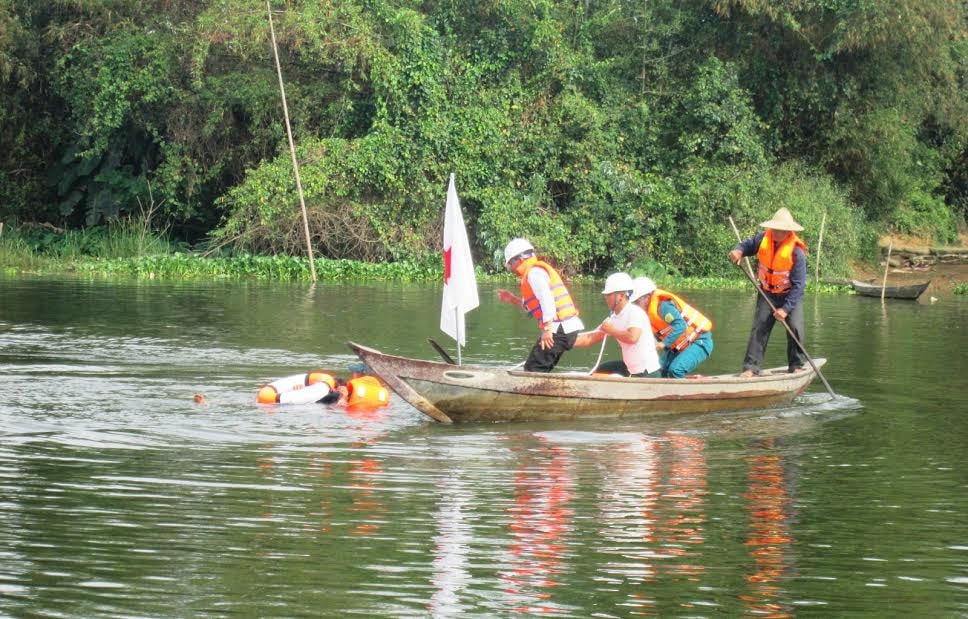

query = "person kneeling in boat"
[630,276,714,378]
[573,272,661,377]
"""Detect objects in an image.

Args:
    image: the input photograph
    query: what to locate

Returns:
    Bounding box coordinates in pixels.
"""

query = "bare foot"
[739,370,755,378]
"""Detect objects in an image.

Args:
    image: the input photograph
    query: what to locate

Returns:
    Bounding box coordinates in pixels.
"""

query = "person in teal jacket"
[630,276,714,378]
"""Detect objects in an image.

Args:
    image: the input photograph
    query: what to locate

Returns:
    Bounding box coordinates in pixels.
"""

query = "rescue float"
[256,370,337,405]
[256,370,390,408]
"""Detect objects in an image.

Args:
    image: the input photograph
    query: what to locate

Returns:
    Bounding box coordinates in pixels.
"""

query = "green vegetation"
[74,253,446,282]
[1,1,965,280]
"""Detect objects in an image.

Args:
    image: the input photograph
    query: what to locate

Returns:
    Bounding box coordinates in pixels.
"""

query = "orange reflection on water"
[741,439,794,618]
[656,433,707,581]
[347,456,384,536]
[501,440,575,614]
[345,413,387,537]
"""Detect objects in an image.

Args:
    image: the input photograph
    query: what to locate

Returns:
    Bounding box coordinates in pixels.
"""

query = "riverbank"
[2,227,965,294]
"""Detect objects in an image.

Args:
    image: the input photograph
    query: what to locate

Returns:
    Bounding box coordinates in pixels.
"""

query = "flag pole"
[440,173,479,361]
[455,307,462,365]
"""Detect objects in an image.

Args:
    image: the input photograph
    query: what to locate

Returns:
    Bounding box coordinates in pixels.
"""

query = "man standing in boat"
[497,238,584,372]
[728,207,808,376]
[573,272,661,377]
[629,276,714,378]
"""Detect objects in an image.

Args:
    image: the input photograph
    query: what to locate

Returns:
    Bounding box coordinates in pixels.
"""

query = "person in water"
[496,238,584,372]
[318,378,348,405]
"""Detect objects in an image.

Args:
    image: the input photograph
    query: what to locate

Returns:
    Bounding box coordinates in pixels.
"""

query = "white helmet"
[503,238,535,265]
[630,276,656,302]
[602,272,635,295]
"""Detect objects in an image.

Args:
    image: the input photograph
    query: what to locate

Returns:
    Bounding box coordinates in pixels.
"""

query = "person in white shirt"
[573,272,661,377]
[497,238,585,372]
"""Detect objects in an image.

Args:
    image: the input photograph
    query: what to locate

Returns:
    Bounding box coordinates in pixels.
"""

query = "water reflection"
[742,438,794,618]
[430,472,473,617]
[595,433,661,615]
[501,435,576,615]
[594,432,708,614]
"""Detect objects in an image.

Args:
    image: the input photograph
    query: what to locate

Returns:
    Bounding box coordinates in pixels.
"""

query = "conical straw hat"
[759,207,803,232]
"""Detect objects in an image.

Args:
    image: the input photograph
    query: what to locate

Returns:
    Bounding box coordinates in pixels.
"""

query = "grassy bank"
[0,224,956,295]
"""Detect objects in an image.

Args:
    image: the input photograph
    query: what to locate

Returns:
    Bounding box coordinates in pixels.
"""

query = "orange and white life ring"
[256,370,337,405]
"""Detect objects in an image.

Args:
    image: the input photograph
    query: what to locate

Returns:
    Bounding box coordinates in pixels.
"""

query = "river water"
[1,276,966,617]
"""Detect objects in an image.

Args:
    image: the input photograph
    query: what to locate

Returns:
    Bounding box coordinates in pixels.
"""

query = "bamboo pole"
[728,216,757,281]
[267,2,316,282]
[814,211,826,284]
[880,241,893,303]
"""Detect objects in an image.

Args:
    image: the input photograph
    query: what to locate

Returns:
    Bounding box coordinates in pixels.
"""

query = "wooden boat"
[850,279,930,300]
[347,341,827,424]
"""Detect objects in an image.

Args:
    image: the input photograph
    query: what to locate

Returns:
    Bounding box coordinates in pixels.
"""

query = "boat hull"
[348,342,826,424]
[851,279,930,300]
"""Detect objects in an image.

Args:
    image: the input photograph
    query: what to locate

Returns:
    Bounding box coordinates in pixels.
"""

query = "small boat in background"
[850,279,931,300]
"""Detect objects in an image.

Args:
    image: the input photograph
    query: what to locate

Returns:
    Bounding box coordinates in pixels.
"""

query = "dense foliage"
[1,1,965,277]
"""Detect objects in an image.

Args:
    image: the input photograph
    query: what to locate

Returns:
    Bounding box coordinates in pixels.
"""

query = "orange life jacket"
[347,376,389,408]
[757,231,807,294]
[518,257,579,324]
[646,289,713,352]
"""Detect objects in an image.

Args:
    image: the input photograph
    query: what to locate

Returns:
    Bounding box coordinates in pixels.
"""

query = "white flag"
[440,173,479,346]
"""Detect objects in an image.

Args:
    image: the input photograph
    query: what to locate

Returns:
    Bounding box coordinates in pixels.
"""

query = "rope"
[587,334,608,375]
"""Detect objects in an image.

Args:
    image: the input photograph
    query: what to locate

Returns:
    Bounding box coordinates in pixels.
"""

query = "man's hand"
[539,328,554,350]
[728,249,743,266]
[497,289,520,305]
[773,308,788,321]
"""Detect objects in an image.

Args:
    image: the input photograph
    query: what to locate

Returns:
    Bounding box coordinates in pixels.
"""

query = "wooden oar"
[728,217,836,397]
[427,338,457,365]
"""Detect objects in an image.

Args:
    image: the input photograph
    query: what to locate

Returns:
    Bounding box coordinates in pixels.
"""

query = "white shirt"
[607,302,660,375]
[527,267,585,334]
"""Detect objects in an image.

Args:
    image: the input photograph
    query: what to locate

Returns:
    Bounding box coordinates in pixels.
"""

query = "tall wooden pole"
[267,2,316,282]
[815,211,826,284]
[880,241,893,303]
[728,216,757,280]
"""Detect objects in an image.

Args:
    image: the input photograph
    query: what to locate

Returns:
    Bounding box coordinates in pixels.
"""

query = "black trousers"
[595,359,659,378]
[524,327,578,372]
[742,292,806,373]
